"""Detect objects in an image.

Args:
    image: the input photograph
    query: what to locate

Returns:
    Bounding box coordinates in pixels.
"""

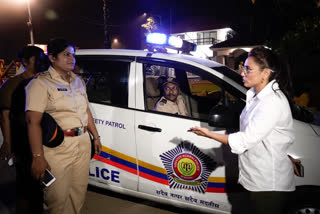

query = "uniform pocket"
[74,88,88,109]
[48,90,67,111]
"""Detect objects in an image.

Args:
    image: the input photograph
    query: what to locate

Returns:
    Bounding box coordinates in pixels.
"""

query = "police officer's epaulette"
[34,71,50,78]
[159,99,167,105]
[32,72,44,79]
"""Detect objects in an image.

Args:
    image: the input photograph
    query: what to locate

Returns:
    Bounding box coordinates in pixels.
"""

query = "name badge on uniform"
[57,88,68,91]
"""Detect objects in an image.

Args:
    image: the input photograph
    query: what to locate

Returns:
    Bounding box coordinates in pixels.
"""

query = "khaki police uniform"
[25,66,91,214]
[155,95,188,116]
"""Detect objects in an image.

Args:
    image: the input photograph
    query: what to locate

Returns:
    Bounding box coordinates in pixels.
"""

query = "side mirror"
[208,103,240,129]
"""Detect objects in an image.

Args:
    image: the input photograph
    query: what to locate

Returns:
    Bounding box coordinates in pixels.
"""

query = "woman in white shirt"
[190,46,296,214]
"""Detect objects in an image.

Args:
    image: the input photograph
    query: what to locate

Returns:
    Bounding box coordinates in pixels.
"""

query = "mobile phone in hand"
[295,162,304,177]
[42,169,56,187]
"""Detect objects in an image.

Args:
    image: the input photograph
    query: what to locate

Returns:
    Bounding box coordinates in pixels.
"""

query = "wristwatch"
[93,136,101,141]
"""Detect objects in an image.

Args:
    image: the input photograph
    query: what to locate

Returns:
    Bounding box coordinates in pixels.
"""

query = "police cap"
[41,112,64,148]
[161,77,179,88]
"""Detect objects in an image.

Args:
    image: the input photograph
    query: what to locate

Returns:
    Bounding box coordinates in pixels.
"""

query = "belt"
[63,126,87,137]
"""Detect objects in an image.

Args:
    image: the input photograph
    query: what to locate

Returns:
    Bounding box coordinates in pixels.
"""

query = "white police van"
[75,34,320,213]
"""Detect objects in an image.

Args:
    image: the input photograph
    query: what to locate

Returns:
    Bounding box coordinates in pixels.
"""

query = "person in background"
[238,61,244,74]
[189,46,298,214]
[155,78,189,116]
[0,46,49,213]
[25,38,101,214]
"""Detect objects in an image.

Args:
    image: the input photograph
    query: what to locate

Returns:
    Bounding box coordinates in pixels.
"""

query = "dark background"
[1,0,319,103]
[0,0,317,57]
[0,0,304,59]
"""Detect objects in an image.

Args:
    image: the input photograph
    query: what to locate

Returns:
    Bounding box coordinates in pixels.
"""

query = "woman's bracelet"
[33,153,42,158]
[93,136,101,141]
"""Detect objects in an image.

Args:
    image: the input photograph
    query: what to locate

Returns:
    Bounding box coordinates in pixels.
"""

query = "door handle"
[138,125,162,132]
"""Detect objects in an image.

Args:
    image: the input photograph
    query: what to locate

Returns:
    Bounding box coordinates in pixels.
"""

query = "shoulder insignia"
[34,71,49,79]
[40,71,49,76]
[160,99,167,104]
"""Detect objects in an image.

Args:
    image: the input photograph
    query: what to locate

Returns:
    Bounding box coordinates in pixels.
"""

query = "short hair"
[17,46,49,73]
[17,46,44,62]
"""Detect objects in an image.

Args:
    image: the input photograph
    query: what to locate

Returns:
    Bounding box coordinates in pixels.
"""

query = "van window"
[75,59,130,107]
[143,62,242,121]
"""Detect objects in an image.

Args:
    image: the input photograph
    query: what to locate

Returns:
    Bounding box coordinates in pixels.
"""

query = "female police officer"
[25,38,101,214]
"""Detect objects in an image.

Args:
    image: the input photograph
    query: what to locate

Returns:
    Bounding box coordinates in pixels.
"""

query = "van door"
[134,58,245,213]
[76,56,138,192]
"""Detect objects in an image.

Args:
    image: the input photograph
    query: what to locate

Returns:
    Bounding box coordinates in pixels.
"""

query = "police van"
[75,33,320,213]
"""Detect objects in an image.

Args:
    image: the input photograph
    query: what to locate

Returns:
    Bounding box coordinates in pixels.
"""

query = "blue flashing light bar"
[146,33,167,45]
[168,36,183,48]
[146,32,196,54]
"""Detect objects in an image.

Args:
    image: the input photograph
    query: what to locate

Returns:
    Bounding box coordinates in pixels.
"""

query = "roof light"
[146,33,167,45]
[168,36,183,48]
[146,32,197,54]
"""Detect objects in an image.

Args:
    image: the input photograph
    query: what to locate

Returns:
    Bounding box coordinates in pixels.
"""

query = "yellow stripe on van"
[138,160,167,174]
[102,145,137,164]
[208,177,226,183]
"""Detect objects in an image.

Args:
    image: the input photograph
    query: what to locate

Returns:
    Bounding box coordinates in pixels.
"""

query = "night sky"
[0,0,306,61]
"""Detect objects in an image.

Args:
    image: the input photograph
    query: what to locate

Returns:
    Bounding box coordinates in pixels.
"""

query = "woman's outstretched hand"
[187,127,211,138]
[188,127,229,144]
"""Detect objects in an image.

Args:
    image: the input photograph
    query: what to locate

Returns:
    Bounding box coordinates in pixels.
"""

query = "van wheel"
[287,186,320,214]
[288,202,320,214]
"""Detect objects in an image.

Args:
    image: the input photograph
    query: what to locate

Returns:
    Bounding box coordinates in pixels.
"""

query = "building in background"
[168,17,234,59]
[210,35,262,71]
[171,27,233,59]
[169,17,263,72]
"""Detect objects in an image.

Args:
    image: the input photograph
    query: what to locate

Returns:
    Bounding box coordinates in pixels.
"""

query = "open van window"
[143,62,245,121]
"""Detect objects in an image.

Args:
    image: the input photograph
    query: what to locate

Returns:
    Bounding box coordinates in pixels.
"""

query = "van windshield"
[212,66,245,88]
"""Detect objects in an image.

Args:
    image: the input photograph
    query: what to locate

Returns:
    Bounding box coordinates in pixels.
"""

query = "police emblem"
[160,141,216,193]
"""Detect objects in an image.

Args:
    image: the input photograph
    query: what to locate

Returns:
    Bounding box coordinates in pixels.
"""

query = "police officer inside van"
[155,78,189,116]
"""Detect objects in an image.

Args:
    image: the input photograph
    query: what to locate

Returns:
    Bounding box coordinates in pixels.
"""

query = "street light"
[16,0,34,44]
[26,0,34,45]
[111,38,121,49]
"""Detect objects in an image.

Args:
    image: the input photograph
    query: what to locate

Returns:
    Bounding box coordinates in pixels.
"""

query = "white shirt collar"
[247,80,279,102]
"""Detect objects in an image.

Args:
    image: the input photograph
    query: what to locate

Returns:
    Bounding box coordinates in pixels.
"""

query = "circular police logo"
[160,141,217,193]
[173,153,201,181]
